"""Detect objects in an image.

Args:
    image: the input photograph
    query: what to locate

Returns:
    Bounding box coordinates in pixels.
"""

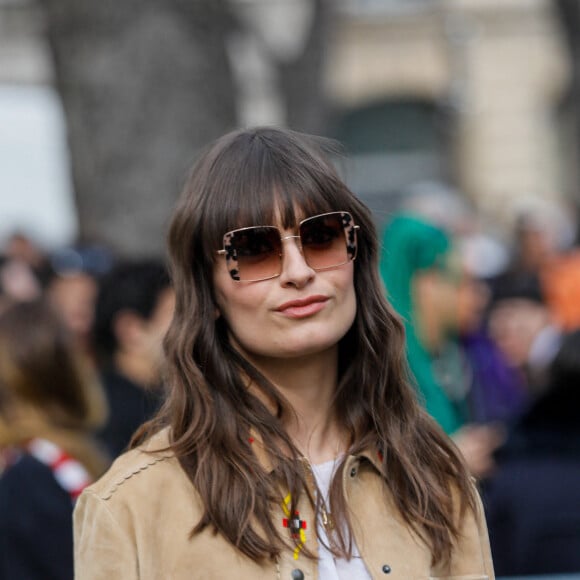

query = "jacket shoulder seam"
[100,453,172,500]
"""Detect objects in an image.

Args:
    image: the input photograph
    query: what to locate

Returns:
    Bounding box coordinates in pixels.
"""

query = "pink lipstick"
[275,295,328,319]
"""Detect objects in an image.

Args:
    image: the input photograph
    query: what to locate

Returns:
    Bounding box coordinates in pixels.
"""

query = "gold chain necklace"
[303,455,340,533]
[298,436,345,535]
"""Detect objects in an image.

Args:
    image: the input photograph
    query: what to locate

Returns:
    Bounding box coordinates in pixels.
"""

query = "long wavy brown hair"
[136,126,477,566]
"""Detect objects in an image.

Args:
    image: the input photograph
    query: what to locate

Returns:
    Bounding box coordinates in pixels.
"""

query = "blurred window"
[333,98,450,228]
[340,0,437,16]
[0,85,77,249]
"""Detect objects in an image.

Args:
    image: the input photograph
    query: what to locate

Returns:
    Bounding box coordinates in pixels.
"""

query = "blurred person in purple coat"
[457,270,527,426]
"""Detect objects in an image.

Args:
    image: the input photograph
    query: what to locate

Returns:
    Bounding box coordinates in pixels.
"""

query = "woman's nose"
[278,236,315,288]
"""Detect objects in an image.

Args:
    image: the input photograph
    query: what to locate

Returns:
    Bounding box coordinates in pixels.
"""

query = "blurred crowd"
[0,183,579,577]
[380,185,580,576]
[0,236,174,579]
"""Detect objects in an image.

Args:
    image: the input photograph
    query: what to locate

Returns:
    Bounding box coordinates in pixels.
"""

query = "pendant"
[321,505,334,531]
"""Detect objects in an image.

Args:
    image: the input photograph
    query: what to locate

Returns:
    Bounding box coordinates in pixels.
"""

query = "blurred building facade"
[0,0,574,237]
[326,0,571,228]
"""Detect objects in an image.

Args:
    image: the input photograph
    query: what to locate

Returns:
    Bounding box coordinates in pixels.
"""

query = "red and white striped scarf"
[26,438,93,502]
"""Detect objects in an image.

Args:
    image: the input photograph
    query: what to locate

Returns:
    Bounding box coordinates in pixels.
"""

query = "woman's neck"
[243,346,345,464]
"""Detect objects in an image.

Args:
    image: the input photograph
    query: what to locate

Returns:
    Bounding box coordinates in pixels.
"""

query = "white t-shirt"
[311,459,372,580]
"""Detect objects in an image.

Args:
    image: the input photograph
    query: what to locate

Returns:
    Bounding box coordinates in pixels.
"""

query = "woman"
[0,299,109,580]
[74,127,494,579]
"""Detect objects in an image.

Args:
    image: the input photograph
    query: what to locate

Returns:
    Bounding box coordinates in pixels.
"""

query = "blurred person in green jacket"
[380,213,502,477]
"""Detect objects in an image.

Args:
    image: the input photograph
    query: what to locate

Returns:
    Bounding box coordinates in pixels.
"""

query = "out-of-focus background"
[2,1,580,578]
[2,0,579,255]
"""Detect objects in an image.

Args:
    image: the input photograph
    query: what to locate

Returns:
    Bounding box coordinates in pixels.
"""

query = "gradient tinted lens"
[223,212,355,281]
[226,226,282,281]
[300,213,350,270]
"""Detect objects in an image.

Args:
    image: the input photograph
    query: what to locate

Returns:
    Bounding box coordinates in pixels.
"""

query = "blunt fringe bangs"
[185,127,372,265]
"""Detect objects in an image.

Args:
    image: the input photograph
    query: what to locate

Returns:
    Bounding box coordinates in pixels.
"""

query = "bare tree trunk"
[278,0,332,134]
[39,0,238,257]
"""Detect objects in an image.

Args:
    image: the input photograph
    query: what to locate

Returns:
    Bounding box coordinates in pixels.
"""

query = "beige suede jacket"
[74,429,494,580]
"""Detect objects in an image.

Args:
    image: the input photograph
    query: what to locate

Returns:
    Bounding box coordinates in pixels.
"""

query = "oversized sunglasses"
[217,211,360,282]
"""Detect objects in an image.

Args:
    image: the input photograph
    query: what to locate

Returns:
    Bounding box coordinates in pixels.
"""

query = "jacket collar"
[249,429,384,475]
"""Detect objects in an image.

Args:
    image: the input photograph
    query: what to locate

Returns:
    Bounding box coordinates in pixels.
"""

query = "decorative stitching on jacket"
[101,454,171,500]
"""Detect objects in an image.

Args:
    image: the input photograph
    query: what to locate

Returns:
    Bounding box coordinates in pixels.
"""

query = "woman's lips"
[275,296,328,319]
